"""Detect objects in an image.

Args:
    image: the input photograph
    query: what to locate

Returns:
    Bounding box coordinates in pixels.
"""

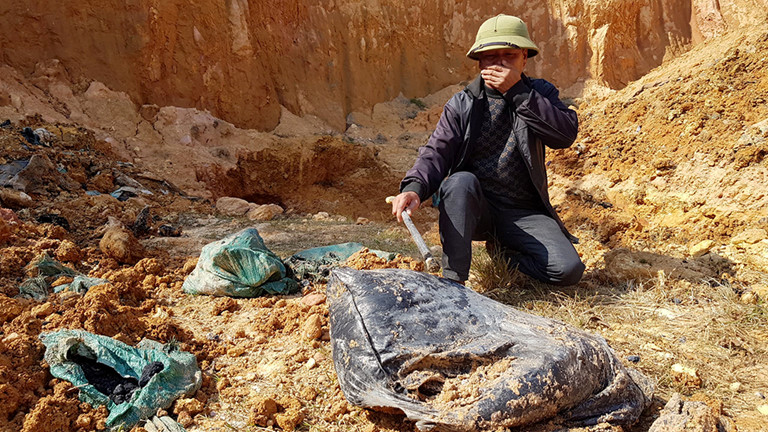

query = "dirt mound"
[195,135,401,220]
[547,23,768,281]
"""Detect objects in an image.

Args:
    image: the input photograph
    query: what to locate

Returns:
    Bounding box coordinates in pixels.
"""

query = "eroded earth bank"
[1,2,768,432]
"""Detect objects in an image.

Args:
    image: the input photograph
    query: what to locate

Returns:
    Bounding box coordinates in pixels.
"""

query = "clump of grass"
[468,243,524,304]
[409,98,427,110]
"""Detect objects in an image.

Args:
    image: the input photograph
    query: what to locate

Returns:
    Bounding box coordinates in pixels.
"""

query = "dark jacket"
[400,74,579,241]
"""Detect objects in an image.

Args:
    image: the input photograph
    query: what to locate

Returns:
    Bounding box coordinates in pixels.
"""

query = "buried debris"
[648,393,726,432]
[40,330,201,431]
[18,253,110,300]
[327,268,654,431]
[141,415,188,432]
[286,242,396,282]
[182,227,298,297]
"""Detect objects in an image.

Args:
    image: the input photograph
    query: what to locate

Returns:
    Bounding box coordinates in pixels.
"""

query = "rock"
[273,105,335,137]
[113,172,145,189]
[248,396,279,427]
[604,248,712,282]
[212,297,238,315]
[176,411,193,428]
[134,258,164,275]
[51,276,74,287]
[0,188,33,208]
[5,154,79,194]
[300,386,318,401]
[55,240,83,262]
[99,223,145,264]
[752,284,768,302]
[730,228,767,246]
[75,414,92,429]
[227,346,245,357]
[273,396,305,431]
[302,313,323,340]
[182,257,198,274]
[173,398,205,416]
[87,171,115,193]
[740,291,758,304]
[301,293,326,307]
[648,393,718,432]
[140,104,160,122]
[313,212,330,220]
[247,204,284,221]
[729,382,742,392]
[0,209,19,244]
[0,217,11,245]
[744,243,768,274]
[671,363,702,388]
[689,240,715,257]
[0,296,23,323]
[31,302,54,318]
[0,208,22,225]
[356,217,370,225]
[758,404,768,415]
[216,197,251,216]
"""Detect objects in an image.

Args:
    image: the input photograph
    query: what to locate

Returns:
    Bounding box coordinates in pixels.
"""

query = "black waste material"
[157,224,182,237]
[0,120,11,128]
[132,205,152,237]
[37,213,71,231]
[68,350,165,405]
[285,254,342,283]
[139,361,165,387]
[68,351,139,404]
[327,268,654,431]
[21,127,41,145]
[111,187,138,201]
[0,159,29,186]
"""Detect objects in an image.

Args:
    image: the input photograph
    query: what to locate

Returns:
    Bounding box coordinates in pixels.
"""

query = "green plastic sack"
[26,252,78,278]
[40,330,201,431]
[182,228,298,297]
[17,253,109,300]
[53,275,112,294]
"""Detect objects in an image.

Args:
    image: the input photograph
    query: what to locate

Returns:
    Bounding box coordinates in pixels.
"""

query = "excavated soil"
[1,21,768,432]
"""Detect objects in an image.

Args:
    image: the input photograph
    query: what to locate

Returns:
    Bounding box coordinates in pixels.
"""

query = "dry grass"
[467,248,768,428]
[467,242,526,304]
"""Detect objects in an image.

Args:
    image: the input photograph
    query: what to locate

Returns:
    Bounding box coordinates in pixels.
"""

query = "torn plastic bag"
[18,276,50,301]
[327,268,654,431]
[53,275,112,294]
[25,252,78,278]
[0,159,28,186]
[40,330,201,431]
[182,227,298,297]
[286,242,396,282]
[17,253,109,300]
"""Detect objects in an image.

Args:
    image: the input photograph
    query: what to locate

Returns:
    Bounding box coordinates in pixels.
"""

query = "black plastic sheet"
[327,268,653,431]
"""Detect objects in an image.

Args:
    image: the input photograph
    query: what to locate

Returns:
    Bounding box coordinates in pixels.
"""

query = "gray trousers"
[438,171,585,285]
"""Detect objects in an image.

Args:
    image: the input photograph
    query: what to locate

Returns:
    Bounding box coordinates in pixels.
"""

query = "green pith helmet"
[467,14,539,60]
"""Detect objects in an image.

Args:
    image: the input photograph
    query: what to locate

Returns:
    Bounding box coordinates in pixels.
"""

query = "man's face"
[477,48,527,72]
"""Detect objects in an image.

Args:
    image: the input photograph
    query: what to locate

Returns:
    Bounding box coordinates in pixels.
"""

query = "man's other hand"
[391,191,421,223]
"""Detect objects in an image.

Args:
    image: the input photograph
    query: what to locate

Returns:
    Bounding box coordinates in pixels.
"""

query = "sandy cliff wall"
[1,0,766,131]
